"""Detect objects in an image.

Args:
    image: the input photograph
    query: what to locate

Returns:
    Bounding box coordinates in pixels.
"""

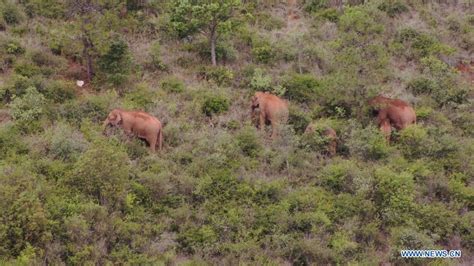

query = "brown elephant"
[368,95,416,141]
[304,124,337,157]
[103,109,163,152]
[251,91,289,139]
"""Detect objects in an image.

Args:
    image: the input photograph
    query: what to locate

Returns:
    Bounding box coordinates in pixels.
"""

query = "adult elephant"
[103,109,163,152]
[251,91,289,139]
[369,95,416,141]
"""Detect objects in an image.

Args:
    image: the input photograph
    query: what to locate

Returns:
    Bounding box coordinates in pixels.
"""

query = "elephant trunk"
[102,119,110,135]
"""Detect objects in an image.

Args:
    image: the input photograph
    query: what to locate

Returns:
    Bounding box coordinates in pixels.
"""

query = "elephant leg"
[158,129,163,151]
[271,122,279,139]
[259,113,265,131]
[328,140,336,157]
[380,120,391,142]
[148,135,157,153]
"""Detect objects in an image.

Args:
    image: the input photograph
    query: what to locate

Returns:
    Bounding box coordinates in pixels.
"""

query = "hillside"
[0,0,473,264]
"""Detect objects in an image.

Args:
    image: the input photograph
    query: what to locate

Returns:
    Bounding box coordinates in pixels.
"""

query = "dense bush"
[161,76,185,93]
[303,0,330,13]
[9,87,46,132]
[396,28,454,59]
[68,140,130,208]
[378,1,408,17]
[288,107,310,135]
[198,66,234,86]
[201,95,229,117]
[236,126,262,158]
[44,122,88,161]
[1,2,23,25]
[147,41,167,71]
[346,124,391,161]
[0,1,472,264]
[283,73,320,103]
[2,39,25,55]
[249,68,272,92]
[40,80,75,103]
[97,38,132,87]
[252,42,275,64]
[315,8,339,22]
[123,84,155,109]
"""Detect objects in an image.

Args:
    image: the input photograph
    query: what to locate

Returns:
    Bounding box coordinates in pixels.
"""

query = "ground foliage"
[0,0,473,264]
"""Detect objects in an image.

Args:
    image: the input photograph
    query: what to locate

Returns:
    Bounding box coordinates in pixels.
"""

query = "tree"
[171,0,242,66]
[66,0,101,81]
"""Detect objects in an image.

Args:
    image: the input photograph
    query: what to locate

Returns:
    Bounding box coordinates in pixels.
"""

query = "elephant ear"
[115,112,123,125]
[110,111,122,125]
[251,96,259,109]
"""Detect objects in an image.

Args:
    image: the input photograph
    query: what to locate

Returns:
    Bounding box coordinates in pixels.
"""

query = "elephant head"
[251,92,264,110]
[103,109,123,134]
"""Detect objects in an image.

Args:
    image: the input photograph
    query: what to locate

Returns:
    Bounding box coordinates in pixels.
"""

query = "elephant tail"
[157,128,163,150]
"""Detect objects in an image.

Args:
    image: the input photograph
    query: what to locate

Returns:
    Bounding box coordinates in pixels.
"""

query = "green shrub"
[30,49,65,69]
[0,166,51,259]
[9,87,46,132]
[97,38,132,87]
[254,12,286,30]
[288,108,310,135]
[304,0,329,13]
[447,17,461,32]
[416,203,458,240]
[283,73,320,103]
[41,80,75,103]
[397,28,453,59]
[22,0,66,19]
[2,3,23,25]
[420,56,468,106]
[346,124,391,161]
[338,7,383,36]
[316,8,339,22]
[161,76,185,93]
[252,42,275,64]
[198,66,234,86]
[374,168,415,226]
[414,106,433,120]
[60,92,117,124]
[202,95,229,117]
[124,137,149,160]
[319,161,362,194]
[407,77,436,95]
[390,226,435,263]
[13,61,42,77]
[46,122,88,162]
[249,68,272,92]
[147,41,167,71]
[0,124,28,157]
[193,40,237,63]
[236,126,261,158]
[398,125,429,159]
[3,39,25,55]
[1,74,37,101]
[378,1,408,17]
[69,140,130,208]
[123,84,155,109]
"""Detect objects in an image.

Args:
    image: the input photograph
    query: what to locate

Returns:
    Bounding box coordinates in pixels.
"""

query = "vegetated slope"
[0,0,473,264]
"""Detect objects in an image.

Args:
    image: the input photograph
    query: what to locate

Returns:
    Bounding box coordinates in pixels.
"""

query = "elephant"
[251,91,289,139]
[368,95,416,141]
[103,109,163,152]
[304,124,337,157]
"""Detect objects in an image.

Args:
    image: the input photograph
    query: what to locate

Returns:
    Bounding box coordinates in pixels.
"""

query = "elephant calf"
[304,124,337,157]
[103,109,163,152]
